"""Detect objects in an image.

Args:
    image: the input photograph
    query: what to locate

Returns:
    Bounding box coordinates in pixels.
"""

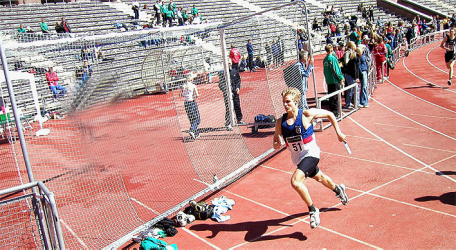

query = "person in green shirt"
[40,19,49,33]
[182,10,188,24]
[323,44,344,117]
[160,2,168,27]
[166,6,174,27]
[18,24,26,33]
[168,0,175,12]
[191,5,198,17]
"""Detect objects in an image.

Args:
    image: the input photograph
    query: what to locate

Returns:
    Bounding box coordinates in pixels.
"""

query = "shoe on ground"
[195,133,201,139]
[237,121,247,125]
[188,131,196,140]
[362,104,369,108]
[186,214,195,224]
[448,79,452,86]
[176,211,187,227]
[226,125,233,131]
[336,184,349,205]
[309,208,320,229]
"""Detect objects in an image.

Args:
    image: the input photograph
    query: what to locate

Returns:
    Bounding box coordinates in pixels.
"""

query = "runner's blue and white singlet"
[281,109,320,165]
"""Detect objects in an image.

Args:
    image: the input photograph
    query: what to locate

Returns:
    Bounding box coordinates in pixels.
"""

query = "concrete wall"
[377,0,432,21]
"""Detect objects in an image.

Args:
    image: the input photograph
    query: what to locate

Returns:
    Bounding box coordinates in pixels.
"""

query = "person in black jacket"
[342,41,360,109]
[218,66,245,130]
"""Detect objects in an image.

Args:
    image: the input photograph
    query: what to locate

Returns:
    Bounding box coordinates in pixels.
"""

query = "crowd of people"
[148,0,206,28]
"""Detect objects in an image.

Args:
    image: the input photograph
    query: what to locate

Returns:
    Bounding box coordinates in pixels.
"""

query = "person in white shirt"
[180,74,201,139]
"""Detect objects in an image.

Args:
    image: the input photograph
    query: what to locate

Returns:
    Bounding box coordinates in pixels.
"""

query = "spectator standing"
[154,0,161,25]
[295,50,314,109]
[272,40,280,69]
[45,67,67,99]
[278,36,285,65]
[436,15,441,31]
[191,5,198,17]
[323,44,344,117]
[229,44,241,69]
[176,7,184,26]
[443,16,449,30]
[246,39,255,72]
[357,47,369,107]
[77,60,92,87]
[166,5,175,27]
[440,27,456,85]
[372,36,387,81]
[180,74,201,139]
[230,68,244,124]
[160,2,168,27]
[265,41,272,69]
[342,41,360,109]
[132,0,140,21]
[369,6,374,22]
[40,19,49,33]
[182,10,188,24]
[61,17,71,33]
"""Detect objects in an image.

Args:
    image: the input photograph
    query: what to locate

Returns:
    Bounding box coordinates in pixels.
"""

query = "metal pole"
[219,28,235,126]
[0,37,36,184]
[302,2,319,109]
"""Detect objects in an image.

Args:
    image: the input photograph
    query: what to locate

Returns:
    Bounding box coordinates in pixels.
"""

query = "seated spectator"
[312,17,321,31]
[61,17,72,33]
[55,22,65,33]
[18,24,26,33]
[93,42,103,61]
[81,43,93,62]
[239,57,247,72]
[254,56,265,69]
[40,19,49,33]
[325,33,334,45]
[45,67,67,99]
[76,61,93,87]
[182,10,189,25]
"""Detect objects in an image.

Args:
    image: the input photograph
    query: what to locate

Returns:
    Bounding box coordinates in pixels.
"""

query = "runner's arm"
[305,108,347,143]
[273,117,284,149]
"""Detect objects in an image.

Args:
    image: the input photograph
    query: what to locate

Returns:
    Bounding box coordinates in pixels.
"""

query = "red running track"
[122,40,456,249]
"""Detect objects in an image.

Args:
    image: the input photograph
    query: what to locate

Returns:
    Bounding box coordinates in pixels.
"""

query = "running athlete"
[441,27,456,86]
[273,87,349,229]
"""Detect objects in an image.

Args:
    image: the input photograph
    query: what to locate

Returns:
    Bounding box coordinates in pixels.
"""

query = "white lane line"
[321,151,434,174]
[260,164,293,174]
[372,98,456,141]
[425,44,448,74]
[410,113,456,119]
[429,153,456,167]
[60,219,89,249]
[181,227,221,250]
[262,163,453,218]
[373,122,418,130]
[386,78,456,114]
[224,191,382,250]
[348,187,456,218]
[402,143,456,153]
[402,56,456,93]
[348,116,456,183]
[131,197,222,250]
[131,197,160,215]
[346,134,382,141]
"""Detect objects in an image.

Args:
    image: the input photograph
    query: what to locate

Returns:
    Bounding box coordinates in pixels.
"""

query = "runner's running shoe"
[336,184,349,205]
[309,208,320,229]
[448,79,452,86]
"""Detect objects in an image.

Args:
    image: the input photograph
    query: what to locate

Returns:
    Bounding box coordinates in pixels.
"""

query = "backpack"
[254,114,276,129]
[154,218,178,237]
[184,201,214,220]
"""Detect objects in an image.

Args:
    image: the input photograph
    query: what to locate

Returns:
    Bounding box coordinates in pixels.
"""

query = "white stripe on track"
[373,122,419,130]
[181,228,222,250]
[386,78,456,113]
[346,134,383,141]
[224,191,382,250]
[402,56,456,93]
[410,113,456,119]
[372,98,456,141]
[426,44,448,74]
[402,143,456,153]
[347,187,456,218]
[347,116,456,183]
[320,151,434,174]
[131,197,160,215]
[60,219,89,249]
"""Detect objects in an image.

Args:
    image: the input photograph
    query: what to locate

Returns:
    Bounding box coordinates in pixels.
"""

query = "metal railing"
[0,181,65,249]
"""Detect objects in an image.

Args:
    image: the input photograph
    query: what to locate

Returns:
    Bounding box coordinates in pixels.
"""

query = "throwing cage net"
[0,2,325,248]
